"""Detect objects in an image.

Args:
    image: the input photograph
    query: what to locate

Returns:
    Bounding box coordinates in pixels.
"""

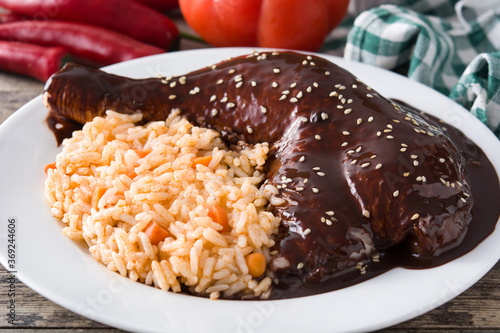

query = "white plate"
[0,47,499,333]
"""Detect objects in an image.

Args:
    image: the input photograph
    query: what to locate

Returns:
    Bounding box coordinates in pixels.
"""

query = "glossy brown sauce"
[44,51,500,300]
[269,102,500,299]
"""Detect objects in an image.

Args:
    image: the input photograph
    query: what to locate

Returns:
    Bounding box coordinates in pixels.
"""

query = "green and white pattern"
[322,0,500,138]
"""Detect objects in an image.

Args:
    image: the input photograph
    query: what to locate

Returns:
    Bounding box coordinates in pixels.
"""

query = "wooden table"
[0,59,499,332]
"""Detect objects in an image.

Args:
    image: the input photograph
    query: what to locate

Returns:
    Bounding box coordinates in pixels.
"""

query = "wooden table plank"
[0,64,499,333]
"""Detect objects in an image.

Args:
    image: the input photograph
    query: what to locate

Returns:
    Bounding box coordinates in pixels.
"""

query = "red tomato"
[179,0,349,52]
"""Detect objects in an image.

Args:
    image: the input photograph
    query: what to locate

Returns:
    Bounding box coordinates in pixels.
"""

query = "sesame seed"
[300,116,308,123]
[310,61,316,66]
[387,124,393,129]
[246,126,253,134]
[393,119,401,123]
[422,176,427,182]
[393,190,399,197]
[361,162,370,168]
[297,262,304,269]
[235,81,243,88]
[260,106,267,114]
[296,91,303,99]
[169,81,176,88]
[377,131,382,137]
[303,178,309,184]
[273,68,280,74]
[460,197,467,203]
[296,186,304,191]
[312,187,319,193]
[411,155,418,159]
[299,156,305,162]
[228,69,236,74]
[272,81,278,88]
[211,109,218,116]
[326,211,335,216]
[321,112,329,120]
[220,96,228,103]
[302,60,308,65]
[303,228,311,236]
[329,91,338,97]
[439,158,445,163]
[325,219,333,226]
[344,109,352,115]
[179,76,186,84]
[352,84,358,89]
[347,99,353,104]
[411,213,420,220]
[413,160,419,166]
[343,131,350,136]
[282,90,290,95]
[368,116,374,122]
[367,93,374,98]
[321,217,326,223]
[315,134,321,140]
[290,97,298,103]
[400,148,407,152]
[370,154,377,159]
[363,210,370,218]
[404,172,410,177]
[375,163,382,169]
[251,81,257,87]
[306,86,312,93]
[290,82,297,88]
[217,79,224,85]
[347,150,355,154]
[312,167,321,171]
[210,95,216,102]
[168,95,176,100]
[317,172,325,177]
[337,105,344,109]
[401,143,408,147]
[416,176,422,181]
[357,118,363,125]
[386,135,394,139]
[313,82,318,88]
[384,129,392,133]
[325,71,330,76]
[341,142,348,147]
[227,102,236,108]
[350,159,357,165]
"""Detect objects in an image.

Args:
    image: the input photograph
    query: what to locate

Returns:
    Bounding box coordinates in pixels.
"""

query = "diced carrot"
[136,149,149,158]
[245,252,267,278]
[192,155,212,168]
[144,221,169,245]
[44,162,57,174]
[91,186,107,210]
[207,204,229,232]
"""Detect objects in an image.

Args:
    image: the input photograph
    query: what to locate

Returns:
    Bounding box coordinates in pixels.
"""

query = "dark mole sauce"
[269,101,500,300]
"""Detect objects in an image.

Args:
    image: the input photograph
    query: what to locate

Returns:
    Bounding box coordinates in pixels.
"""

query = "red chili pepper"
[0,0,179,50]
[135,0,179,12]
[0,41,70,81]
[0,12,23,23]
[0,21,165,66]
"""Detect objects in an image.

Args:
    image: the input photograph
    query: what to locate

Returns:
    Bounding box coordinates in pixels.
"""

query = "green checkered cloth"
[322,0,500,138]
